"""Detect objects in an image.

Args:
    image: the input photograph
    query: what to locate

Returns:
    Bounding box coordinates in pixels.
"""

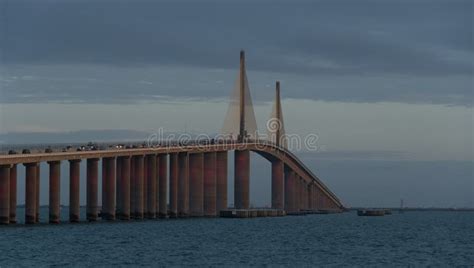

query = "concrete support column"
[271,160,284,210]
[0,165,10,224]
[204,152,217,217]
[146,154,157,219]
[322,194,328,210]
[284,169,293,213]
[304,181,309,210]
[292,172,298,212]
[169,153,179,218]
[189,153,204,217]
[177,153,189,217]
[9,164,17,223]
[116,157,123,219]
[69,159,81,222]
[300,179,305,210]
[143,156,148,214]
[24,163,37,224]
[48,161,61,224]
[295,177,299,211]
[234,150,250,209]
[35,164,40,223]
[155,156,159,216]
[86,158,99,221]
[118,156,131,220]
[131,155,144,219]
[323,195,330,210]
[216,151,227,213]
[326,196,332,210]
[320,188,326,210]
[313,185,317,209]
[298,178,304,211]
[158,154,168,218]
[308,184,312,209]
[130,156,136,218]
[316,186,323,209]
[102,157,116,220]
[297,179,301,211]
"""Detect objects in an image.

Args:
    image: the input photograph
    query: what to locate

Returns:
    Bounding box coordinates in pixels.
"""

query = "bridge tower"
[221,50,258,141]
[221,50,258,209]
[267,81,287,148]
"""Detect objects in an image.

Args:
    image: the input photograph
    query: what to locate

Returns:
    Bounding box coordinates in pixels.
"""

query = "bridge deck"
[0,141,344,210]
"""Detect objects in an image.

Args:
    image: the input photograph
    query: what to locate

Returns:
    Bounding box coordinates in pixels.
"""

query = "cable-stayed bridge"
[0,51,344,225]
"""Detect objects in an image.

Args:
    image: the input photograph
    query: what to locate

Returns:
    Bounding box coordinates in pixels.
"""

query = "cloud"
[0,0,472,105]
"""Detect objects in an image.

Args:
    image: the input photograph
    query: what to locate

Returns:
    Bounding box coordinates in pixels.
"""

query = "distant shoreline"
[349,207,474,212]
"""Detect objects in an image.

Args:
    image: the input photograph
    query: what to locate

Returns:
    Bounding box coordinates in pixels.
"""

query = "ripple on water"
[1,209,473,266]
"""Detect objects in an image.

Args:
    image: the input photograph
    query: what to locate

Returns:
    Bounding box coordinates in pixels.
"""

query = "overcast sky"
[0,0,472,207]
[1,0,472,105]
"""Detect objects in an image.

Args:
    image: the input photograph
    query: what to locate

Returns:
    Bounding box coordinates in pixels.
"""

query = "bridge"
[0,51,344,225]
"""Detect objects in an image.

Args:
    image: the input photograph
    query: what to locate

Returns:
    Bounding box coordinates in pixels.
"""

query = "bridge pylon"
[221,50,258,142]
[268,81,287,148]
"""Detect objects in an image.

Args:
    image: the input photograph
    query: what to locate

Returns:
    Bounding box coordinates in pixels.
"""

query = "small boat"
[357,209,385,216]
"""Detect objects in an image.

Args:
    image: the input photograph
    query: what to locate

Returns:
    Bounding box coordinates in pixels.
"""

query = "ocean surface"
[1,210,473,266]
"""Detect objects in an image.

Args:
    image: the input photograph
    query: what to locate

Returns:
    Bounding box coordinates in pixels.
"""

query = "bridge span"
[0,51,344,225]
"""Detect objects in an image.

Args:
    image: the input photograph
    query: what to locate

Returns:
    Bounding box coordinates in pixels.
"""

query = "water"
[1,210,473,266]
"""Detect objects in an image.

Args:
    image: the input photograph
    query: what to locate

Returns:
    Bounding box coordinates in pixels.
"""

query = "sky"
[0,0,473,207]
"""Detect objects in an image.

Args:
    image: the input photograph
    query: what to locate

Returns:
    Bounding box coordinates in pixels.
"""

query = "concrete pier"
[169,153,179,218]
[324,194,330,209]
[69,159,81,222]
[316,186,324,209]
[154,156,159,215]
[9,164,17,223]
[130,156,136,218]
[102,157,116,220]
[204,152,217,217]
[116,157,123,219]
[323,194,328,209]
[284,169,293,213]
[177,153,189,217]
[0,165,10,224]
[146,154,157,219]
[189,153,204,217]
[298,178,303,211]
[24,163,37,224]
[291,171,298,213]
[216,151,227,212]
[48,161,61,224]
[290,172,297,212]
[298,177,304,211]
[35,164,40,223]
[158,154,168,218]
[86,158,99,221]
[143,156,148,214]
[312,184,316,210]
[271,160,284,210]
[131,155,144,219]
[118,156,130,220]
[303,180,308,210]
[234,150,250,209]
